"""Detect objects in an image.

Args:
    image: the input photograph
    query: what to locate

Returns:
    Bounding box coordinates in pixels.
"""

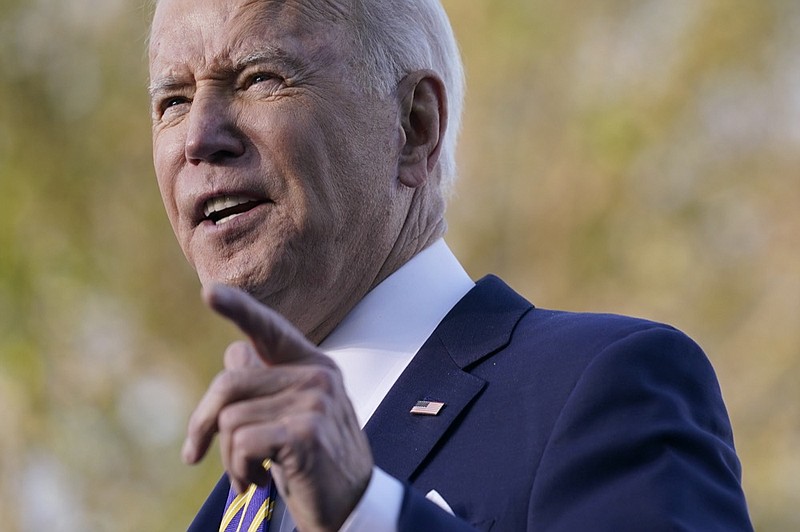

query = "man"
[148,0,752,530]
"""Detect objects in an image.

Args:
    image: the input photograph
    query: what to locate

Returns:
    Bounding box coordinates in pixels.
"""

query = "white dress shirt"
[273,239,474,531]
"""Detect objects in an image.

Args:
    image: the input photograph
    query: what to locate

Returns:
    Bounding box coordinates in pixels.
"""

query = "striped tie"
[219,461,275,532]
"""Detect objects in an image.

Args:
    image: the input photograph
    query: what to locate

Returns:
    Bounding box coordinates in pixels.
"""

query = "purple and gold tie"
[219,461,274,532]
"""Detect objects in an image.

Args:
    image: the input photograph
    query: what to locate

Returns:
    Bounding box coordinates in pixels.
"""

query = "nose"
[184,92,245,164]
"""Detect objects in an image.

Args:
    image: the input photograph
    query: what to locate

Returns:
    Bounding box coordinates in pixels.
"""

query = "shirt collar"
[320,239,474,426]
[320,239,474,354]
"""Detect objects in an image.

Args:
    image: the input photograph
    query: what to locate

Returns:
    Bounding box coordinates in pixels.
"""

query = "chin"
[198,259,285,304]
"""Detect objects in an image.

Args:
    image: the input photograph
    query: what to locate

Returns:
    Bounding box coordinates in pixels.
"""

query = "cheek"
[152,132,185,217]
[261,112,335,214]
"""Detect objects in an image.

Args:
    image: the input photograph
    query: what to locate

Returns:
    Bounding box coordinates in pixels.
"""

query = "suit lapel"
[364,334,485,481]
[187,474,229,532]
[365,275,532,482]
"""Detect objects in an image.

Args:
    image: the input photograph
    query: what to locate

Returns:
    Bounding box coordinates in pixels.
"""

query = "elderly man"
[148,0,752,530]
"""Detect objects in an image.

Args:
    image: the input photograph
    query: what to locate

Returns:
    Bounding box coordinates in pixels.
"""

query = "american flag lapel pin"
[410,400,446,416]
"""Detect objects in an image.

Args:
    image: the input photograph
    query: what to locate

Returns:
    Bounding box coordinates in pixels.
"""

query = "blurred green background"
[1,0,798,529]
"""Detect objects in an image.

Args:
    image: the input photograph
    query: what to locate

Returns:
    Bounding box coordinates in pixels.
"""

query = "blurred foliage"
[0,0,798,530]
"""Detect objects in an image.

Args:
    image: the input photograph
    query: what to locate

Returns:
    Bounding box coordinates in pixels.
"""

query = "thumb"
[222,341,266,370]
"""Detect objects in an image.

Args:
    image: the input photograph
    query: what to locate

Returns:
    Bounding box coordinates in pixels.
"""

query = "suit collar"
[365,275,533,481]
[187,474,229,532]
[435,275,533,369]
[322,239,474,427]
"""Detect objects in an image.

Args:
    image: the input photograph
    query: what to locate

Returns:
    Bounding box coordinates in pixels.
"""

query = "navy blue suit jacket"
[188,275,752,531]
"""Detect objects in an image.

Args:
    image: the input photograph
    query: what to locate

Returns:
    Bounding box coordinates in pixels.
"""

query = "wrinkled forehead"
[149,0,354,72]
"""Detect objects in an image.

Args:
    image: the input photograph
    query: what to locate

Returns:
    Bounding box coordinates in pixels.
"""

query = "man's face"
[149,0,411,338]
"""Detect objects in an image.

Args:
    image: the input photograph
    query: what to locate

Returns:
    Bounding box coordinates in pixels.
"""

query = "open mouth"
[203,195,265,225]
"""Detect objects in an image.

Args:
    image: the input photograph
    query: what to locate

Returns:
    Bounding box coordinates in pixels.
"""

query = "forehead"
[149,0,352,74]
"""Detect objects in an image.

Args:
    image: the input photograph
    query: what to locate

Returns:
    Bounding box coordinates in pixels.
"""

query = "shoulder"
[464,276,727,423]
[470,274,708,374]
[410,275,750,530]
[516,302,708,375]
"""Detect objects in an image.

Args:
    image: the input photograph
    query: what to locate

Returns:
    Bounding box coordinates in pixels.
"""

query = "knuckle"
[230,427,271,479]
[230,448,249,479]
[217,404,240,431]
[223,341,251,365]
[211,370,241,399]
[230,430,254,469]
[224,340,248,356]
[303,366,339,394]
[303,389,331,415]
[286,411,325,442]
[233,425,265,457]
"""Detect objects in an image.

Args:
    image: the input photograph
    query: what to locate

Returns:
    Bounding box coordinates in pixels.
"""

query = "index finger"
[203,283,322,366]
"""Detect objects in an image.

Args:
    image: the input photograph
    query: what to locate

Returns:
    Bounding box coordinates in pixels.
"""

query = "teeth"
[203,195,255,218]
[219,212,245,224]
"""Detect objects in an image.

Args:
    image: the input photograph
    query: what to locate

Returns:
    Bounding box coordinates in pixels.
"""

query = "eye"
[157,96,190,118]
[165,96,187,108]
[244,72,279,90]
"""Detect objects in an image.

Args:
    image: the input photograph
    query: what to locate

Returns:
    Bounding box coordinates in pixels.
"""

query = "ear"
[396,71,448,189]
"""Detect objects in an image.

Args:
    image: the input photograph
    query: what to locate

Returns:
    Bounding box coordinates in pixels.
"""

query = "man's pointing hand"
[183,284,373,532]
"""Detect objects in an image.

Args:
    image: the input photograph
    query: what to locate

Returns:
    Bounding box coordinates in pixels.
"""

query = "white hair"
[349,0,465,195]
[149,0,465,194]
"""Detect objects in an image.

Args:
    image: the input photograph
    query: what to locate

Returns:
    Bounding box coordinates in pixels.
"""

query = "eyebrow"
[233,46,307,73]
[148,76,189,100]
[148,47,305,100]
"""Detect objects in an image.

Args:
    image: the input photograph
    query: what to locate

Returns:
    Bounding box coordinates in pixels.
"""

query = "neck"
[372,184,447,302]
[305,186,447,344]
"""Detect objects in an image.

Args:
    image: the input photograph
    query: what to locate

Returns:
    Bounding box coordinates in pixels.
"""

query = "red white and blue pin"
[410,400,446,416]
